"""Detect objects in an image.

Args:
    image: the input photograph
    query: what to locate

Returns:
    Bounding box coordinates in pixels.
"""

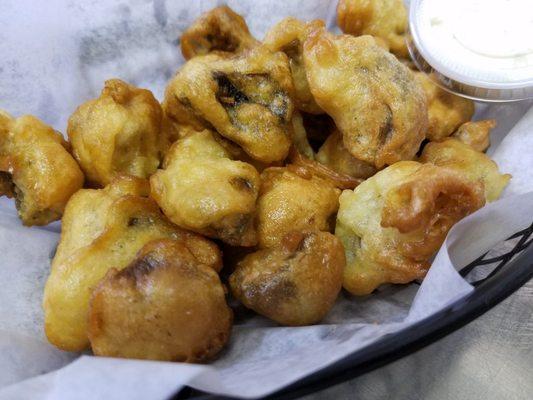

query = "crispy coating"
[288,148,362,189]
[68,79,166,186]
[88,239,232,362]
[420,139,510,202]
[230,231,345,325]
[303,30,427,168]
[257,167,340,248]
[181,6,259,60]
[337,0,409,58]
[200,131,280,173]
[336,161,485,295]
[43,175,221,352]
[150,129,260,246]
[316,130,377,179]
[414,72,475,141]
[290,112,315,159]
[452,119,495,152]
[0,111,83,225]
[264,18,324,114]
[163,47,294,163]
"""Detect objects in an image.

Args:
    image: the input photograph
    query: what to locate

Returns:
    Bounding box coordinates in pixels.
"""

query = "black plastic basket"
[176,223,533,400]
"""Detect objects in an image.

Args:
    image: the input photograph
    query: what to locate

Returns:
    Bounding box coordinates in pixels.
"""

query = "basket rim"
[180,225,533,400]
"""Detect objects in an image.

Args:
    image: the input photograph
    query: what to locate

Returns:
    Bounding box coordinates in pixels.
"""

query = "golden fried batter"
[304,30,427,168]
[43,175,221,352]
[336,162,485,295]
[316,130,377,180]
[68,79,166,186]
[0,111,83,225]
[150,129,260,246]
[288,148,362,189]
[420,139,510,202]
[163,47,294,163]
[88,239,232,362]
[257,167,340,248]
[264,18,324,114]
[181,6,259,60]
[414,72,475,141]
[337,0,409,58]
[290,112,315,159]
[452,119,495,152]
[230,231,345,325]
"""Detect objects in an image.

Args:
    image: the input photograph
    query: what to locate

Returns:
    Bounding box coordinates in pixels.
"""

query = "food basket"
[1,1,532,399]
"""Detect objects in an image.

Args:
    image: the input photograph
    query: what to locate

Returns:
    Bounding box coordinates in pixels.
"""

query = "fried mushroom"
[414,72,475,141]
[68,79,166,187]
[452,119,495,152]
[419,138,510,202]
[230,230,345,325]
[88,239,232,362]
[43,175,221,352]
[0,111,84,225]
[264,17,324,114]
[337,0,409,58]
[256,167,340,248]
[303,30,427,168]
[181,5,259,60]
[336,161,485,295]
[150,129,260,246]
[163,47,294,163]
[316,130,377,180]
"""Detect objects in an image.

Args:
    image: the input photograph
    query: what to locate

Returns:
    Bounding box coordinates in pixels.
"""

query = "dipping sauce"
[409,0,533,101]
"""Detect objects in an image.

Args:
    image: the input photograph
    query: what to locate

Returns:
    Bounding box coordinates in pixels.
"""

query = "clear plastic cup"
[408,0,533,102]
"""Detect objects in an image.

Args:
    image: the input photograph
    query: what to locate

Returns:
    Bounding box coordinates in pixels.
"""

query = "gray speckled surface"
[303,278,533,400]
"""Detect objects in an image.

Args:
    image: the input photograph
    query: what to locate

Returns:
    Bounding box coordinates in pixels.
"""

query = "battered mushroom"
[336,162,485,296]
[150,129,260,246]
[337,0,409,58]
[229,230,345,325]
[43,175,221,352]
[88,239,232,362]
[414,72,475,141]
[316,130,377,180]
[256,167,340,248]
[264,18,324,114]
[452,119,495,152]
[163,46,294,163]
[68,79,166,186]
[181,5,259,60]
[419,138,510,202]
[0,111,84,226]
[303,30,427,168]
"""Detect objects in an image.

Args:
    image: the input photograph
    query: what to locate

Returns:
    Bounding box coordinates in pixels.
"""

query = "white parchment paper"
[0,1,532,399]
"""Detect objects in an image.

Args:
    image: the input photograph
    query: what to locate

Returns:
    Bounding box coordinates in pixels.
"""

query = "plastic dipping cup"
[408,0,533,101]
